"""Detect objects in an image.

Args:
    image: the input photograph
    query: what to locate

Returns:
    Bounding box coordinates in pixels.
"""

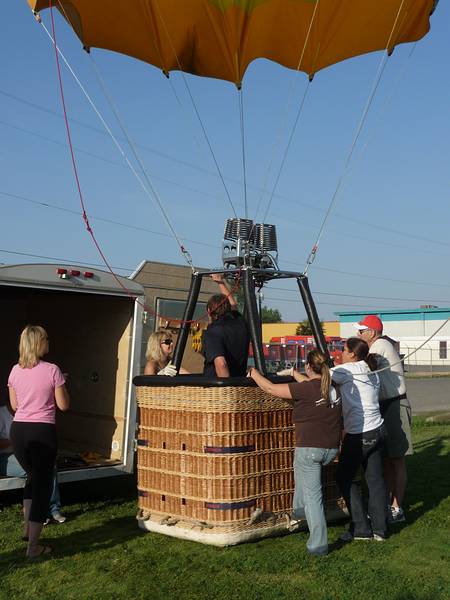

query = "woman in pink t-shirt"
[8,325,70,559]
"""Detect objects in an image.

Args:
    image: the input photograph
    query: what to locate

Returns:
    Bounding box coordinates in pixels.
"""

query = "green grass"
[1,419,449,600]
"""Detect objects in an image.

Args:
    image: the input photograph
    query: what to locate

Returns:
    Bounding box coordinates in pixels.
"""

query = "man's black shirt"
[203,310,250,378]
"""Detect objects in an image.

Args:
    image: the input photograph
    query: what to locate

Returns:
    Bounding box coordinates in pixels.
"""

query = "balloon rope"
[152,0,238,219]
[44,2,230,326]
[303,0,407,275]
[254,0,321,225]
[88,54,194,272]
[45,1,194,272]
[260,80,312,226]
[46,2,141,303]
[238,87,248,218]
[351,43,417,168]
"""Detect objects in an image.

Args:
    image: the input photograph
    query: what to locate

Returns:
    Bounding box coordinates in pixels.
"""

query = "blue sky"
[1,1,449,321]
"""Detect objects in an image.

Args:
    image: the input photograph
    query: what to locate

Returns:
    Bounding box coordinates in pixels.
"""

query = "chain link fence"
[401,344,450,374]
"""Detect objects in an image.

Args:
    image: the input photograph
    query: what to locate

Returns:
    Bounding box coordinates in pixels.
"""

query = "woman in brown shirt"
[248,350,342,556]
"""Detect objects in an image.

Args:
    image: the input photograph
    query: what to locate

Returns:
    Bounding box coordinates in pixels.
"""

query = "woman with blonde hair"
[8,325,69,559]
[144,329,188,376]
[248,350,342,556]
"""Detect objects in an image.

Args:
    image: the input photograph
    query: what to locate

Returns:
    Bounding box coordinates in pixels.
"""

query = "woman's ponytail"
[365,353,378,372]
[320,362,331,404]
[307,349,331,404]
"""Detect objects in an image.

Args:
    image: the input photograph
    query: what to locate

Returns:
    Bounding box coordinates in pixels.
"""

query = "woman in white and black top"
[331,337,387,542]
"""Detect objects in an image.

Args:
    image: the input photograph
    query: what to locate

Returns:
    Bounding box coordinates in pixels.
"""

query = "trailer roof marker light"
[56,268,69,279]
[70,269,81,276]
[84,271,94,278]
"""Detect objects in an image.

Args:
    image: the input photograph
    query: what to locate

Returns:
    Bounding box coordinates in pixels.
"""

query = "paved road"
[406,377,450,414]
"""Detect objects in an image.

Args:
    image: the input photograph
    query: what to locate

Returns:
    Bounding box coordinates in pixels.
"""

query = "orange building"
[262,321,340,343]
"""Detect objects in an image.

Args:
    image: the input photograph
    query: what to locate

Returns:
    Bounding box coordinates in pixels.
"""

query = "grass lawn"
[0,418,449,600]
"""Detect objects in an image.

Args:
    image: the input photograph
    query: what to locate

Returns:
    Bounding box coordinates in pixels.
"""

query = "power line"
[3,89,450,252]
[332,212,450,250]
[0,190,217,249]
[3,115,450,260]
[264,295,413,310]
[0,89,226,188]
[3,188,450,296]
[268,284,450,305]
[0,248,132,272]
[4,113,450,261]
[285,261,450,290]
[2,244,450,309]
[0,248,218,285]
[0,118,237,206]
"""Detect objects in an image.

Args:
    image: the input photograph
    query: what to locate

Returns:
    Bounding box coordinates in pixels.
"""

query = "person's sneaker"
[353,534,373,541]
[388,507,405,524]
[373,533,386,541]
[339,530,354,542]
[49,512,66,524]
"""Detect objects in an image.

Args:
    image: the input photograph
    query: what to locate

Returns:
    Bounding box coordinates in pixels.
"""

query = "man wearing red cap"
[355,315,413,524]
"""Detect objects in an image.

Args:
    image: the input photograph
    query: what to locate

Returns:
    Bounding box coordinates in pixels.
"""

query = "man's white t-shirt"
[331,361,383,434]
[369,337,406,400]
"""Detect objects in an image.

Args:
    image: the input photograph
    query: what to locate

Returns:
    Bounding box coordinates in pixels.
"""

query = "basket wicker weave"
[135,383,345,545]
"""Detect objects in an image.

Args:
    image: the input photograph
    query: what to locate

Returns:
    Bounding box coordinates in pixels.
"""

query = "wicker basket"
[135,382,345,546]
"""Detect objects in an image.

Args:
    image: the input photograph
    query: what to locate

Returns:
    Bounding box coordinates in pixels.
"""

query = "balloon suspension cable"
[354,42,417,167]
[44,1,213,327]
[302,0,407,276]
[152,0,237,219]
[46,0,193,272]
[238,87,248,218]
[164,75,204,158]
[88,55,194,272]
[254,0,320,225]
[261,79,312,227]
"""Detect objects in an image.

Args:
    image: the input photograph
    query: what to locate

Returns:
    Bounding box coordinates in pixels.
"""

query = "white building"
[337,308,450,367]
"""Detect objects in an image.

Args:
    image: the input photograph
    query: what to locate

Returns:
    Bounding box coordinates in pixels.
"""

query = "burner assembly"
[222,218,279,271]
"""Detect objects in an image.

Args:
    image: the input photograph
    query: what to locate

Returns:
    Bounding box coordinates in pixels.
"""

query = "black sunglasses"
[161,339,173,345]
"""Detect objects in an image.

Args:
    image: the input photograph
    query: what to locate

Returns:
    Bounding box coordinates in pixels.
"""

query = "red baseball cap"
[353,315,383,332]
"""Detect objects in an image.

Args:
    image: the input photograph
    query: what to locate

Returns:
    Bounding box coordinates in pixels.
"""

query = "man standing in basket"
[203,275,249,378]
[355,315,413,524]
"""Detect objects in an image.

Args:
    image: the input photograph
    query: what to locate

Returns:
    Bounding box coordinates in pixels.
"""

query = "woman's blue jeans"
[293,447,339,555]
[336,425,387,538]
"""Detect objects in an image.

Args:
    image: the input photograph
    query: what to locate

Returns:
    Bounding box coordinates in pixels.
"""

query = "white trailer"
[0,263,144,491]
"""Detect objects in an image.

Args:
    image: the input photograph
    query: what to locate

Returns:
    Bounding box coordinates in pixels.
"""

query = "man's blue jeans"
[0,452,61,516]
[293,447,339,555]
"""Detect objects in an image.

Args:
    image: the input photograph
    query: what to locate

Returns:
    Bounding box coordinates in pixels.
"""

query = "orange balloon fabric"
[28,0,436,85]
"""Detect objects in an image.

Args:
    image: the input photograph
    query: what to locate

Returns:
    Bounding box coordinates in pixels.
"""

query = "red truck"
[250,335,344,373]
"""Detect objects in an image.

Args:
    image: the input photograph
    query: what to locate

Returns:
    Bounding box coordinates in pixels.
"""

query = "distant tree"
[296,319,324,335]
[261,306,283,323]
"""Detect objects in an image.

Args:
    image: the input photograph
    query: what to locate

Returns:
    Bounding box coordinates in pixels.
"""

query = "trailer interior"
[0,284,136,477]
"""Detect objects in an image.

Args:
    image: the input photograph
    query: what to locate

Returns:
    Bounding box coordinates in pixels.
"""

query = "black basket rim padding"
[133,374,294,388]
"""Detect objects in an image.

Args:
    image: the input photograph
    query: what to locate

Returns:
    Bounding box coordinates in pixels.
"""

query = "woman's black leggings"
[9,421,57,523]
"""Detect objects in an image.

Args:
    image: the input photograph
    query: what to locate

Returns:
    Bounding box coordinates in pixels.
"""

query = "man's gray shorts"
[382,398,413,457]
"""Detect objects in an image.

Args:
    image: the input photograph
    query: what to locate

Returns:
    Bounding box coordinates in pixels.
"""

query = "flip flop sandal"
[27,545,52,560]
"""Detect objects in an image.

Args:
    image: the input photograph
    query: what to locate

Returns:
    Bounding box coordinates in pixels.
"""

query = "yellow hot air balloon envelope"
[29,0,436,86]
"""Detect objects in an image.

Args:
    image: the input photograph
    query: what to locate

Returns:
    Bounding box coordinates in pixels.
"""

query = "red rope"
[47,2,242,326]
